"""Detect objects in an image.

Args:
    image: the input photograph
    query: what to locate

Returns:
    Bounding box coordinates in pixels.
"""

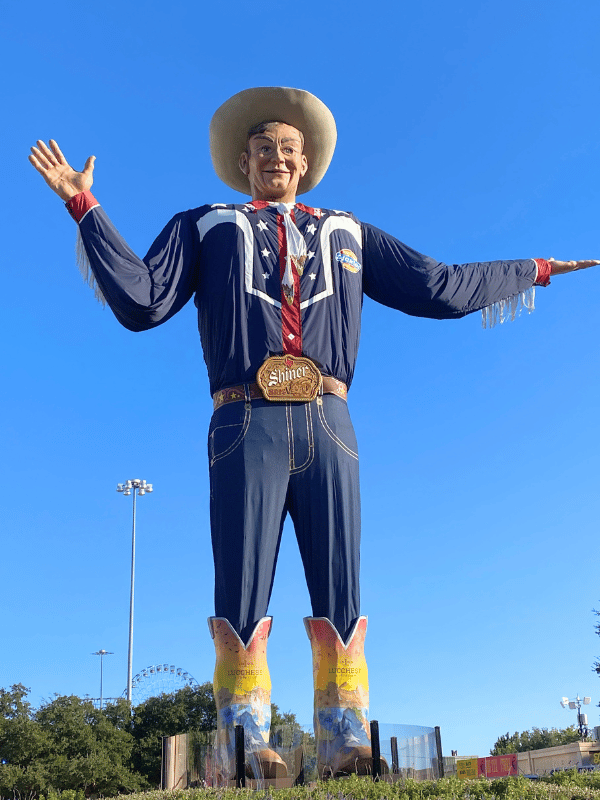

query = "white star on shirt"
[257,220,268,232]
[307,250,315,259]
[243,204,254,213]
[306,223,317,234]
[263,272,269,279]
[309,272,317,281]
[261,248,271,258]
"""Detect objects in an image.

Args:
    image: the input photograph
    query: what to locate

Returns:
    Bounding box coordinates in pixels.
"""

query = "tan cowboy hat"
[210,87,337,196]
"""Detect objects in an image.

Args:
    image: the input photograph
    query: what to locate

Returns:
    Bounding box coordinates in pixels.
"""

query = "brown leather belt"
[213,376,348,411]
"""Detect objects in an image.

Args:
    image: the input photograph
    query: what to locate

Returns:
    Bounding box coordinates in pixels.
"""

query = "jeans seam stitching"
[317,402,358,460]
[290,403,315,473]
[209,406,252,466]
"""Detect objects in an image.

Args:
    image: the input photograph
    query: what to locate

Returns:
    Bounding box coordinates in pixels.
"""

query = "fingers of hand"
[36,139,60,165]
[28,152,46,174]
[31,140,70,170]
[577,259,600,270]
[49,139,68,165]
[30,143,53,171]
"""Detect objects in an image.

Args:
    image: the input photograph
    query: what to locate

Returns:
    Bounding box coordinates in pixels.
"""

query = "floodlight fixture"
[561,694,593,737]
[117,478,154,706]
[92,649,114,709]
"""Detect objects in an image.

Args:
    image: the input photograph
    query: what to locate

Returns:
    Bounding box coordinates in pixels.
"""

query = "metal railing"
[161,721,443,789]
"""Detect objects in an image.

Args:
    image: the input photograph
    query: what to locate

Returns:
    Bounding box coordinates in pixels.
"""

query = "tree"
[0,685,50,799]
[0,687,145,798]
[269,702,307,754]
[271,703,303,731]
[35,695,143,795]
[0,682,305,793]
[491,725,581,755]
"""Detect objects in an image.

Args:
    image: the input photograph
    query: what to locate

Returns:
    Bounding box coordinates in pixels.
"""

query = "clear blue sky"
[2,0,599,759]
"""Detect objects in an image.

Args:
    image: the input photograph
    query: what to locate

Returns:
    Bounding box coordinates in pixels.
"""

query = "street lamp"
[92,649,114,709]
[117,479,153,705]
[560,694,591,737]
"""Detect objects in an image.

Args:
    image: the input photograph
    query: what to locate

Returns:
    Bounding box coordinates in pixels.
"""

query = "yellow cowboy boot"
[305,616,377,778]
[208,617,287,780]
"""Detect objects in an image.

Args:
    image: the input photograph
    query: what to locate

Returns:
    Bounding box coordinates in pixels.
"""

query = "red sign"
[478,754,518,777]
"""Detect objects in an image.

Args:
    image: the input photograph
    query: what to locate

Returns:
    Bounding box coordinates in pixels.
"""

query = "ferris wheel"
[126,664,200,706]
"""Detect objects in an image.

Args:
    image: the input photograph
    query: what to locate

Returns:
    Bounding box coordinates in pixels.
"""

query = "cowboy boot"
[305,616,381,778]
[208,616,288,780]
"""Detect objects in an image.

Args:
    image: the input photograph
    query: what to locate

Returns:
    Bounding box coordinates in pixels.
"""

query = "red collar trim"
[296,201,317,216]
[248,200,270,211]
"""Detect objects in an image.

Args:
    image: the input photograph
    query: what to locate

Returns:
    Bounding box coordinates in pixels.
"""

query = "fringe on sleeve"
[76,229,106,306]
[481,286,535,329]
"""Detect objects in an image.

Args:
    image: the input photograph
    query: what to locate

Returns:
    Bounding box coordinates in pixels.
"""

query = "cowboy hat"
[210,87,337,196]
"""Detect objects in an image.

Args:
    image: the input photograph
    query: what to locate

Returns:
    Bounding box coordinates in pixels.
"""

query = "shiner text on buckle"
[256,355,322,402]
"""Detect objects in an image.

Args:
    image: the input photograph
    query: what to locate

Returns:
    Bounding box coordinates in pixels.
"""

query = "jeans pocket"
[209,403,251,466]
[316,396,359,460]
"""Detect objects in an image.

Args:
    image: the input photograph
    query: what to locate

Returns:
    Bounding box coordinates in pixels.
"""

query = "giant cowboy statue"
[30,87,598,781]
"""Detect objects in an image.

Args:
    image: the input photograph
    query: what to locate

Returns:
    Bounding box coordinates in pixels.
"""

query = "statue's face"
[239,122,308,203]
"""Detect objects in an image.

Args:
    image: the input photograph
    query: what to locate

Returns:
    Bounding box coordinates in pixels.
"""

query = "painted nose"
[270,145,286,164]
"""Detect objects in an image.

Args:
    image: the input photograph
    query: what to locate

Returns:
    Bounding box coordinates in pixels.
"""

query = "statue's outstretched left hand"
[548,258,600,275]
[29,139,95,202]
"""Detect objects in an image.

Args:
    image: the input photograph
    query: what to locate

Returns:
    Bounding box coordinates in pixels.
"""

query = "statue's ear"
[239,152,249,176]
[300,154,308,177]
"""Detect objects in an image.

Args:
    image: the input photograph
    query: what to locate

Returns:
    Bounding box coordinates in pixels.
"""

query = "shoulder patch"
[336,248,361,273]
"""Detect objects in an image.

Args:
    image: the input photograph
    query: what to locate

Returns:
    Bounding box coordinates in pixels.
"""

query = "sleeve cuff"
[66,190,100,223]
[534,258,552,287]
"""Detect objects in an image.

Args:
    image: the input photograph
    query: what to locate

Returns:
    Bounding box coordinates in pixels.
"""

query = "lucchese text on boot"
[227,668,263,676]
[329,666,362,675]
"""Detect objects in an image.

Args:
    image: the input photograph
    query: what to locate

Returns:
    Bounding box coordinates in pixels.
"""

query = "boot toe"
[322,747,390,777]
[246,748,288,780]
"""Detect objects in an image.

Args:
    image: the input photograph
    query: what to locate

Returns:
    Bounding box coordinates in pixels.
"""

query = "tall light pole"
[117,479,153,705]
[560,694,592,737]
[92,649,114,709]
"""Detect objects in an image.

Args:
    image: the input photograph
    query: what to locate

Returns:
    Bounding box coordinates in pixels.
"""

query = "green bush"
[98,774,600,800]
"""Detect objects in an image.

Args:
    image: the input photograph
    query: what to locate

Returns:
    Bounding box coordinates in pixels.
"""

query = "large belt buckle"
[256,355,322,402]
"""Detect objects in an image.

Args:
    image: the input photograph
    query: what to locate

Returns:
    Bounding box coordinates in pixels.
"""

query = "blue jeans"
[208,393,361,646]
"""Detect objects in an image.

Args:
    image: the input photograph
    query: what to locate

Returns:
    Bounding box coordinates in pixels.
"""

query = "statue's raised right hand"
[29,139,95,201]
